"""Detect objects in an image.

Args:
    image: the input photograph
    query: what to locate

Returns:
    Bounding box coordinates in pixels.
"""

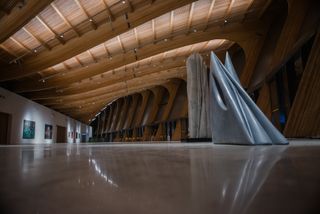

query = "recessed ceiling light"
[122,0,126,4]
[164,38,168,42]
[33,49,37,53]
[224,19,228,23]
[89,18,93,22]
[193,29,197,32]
[60,34,64,38]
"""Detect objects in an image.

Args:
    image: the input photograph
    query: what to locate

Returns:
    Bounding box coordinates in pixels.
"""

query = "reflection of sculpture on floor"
[186,53,211,139]
[209,52,288,145]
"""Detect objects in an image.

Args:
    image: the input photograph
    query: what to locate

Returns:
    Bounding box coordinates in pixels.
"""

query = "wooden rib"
[36,15,65,44]
[259,0,273,18]
[0,44,18,57]
[103,43,111,57]
[100,0,114,21]
[87,50,97,63]
[186,2,195,33]
[0,0,54,43]
[51,2,80,37]
[75,56,84,67]
[74,0,97,30]
[170,11,174,35]
[10,37,32,52]
[152,19,156,43]
[241,0,255,22]
[117,36,125,53]
[43,68,185,107]
[134,28,140,47]
[226,0,236,18]
[0,0,195,82]
[203,0,216,31]
[62,62,71,70]
[125,0,133,13]
[23,27,51,50]
[12,22,262,92]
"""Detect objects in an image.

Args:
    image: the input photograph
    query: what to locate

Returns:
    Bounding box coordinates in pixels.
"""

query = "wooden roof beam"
[124,0,133,13]
[103,43,111,58]
[0,44,18,57]
[74,0,97,30]
[186,2,195,33]
[0,0,197,81]
[152,19,156,43]
[10,37,32,53]
[45,70,184,108]
[170,11,174,36]
[87,50,98,63]
[134,28,140,48]
[117,36,125,53]
[241,0,255,22]
[11,21,265,92]
[36,15,65,45]
[0,0,54,43]
[203,0,216,31]
[100,0,114,21]
[75,56,84,67]
[51,2,81,37]
[23,27,51,50]
[226,0,236,19]
[259,0,273,19]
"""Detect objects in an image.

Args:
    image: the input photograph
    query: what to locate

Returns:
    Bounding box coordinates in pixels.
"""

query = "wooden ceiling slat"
[100,0,114,21]
[0,0,54,43]
[10,37,32,53]
[186,2,195,33]
[24,39,231,101]
[50,2,81,37]
[0,0,275,121]
[0,44,18,57]
[22,27,51,50]
[134,28,140,47]
[74,0,97,30]
[203,0,216,31]
[36,15,65,44]
[0,0,195,81]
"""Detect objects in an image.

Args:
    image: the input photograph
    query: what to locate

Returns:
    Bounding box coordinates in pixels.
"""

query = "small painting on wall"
[44,124,53,139]
[23,120,35,139]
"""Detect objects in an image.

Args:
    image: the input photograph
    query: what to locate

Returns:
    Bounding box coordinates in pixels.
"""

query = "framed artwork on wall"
[44,124,53,139]
[23,120,35,139]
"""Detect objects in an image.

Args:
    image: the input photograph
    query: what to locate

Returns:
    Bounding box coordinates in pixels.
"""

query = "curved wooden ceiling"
[0,0,273,123]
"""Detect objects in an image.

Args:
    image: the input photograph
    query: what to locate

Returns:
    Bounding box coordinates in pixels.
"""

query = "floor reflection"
[0,143,319,214]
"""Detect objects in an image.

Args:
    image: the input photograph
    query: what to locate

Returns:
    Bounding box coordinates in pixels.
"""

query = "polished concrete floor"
[0,141,320,214]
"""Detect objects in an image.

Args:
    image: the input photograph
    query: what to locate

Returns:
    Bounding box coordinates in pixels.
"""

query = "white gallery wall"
[0,87,92,144]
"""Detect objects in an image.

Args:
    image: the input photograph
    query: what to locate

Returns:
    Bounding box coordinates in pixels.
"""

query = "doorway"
[0,112,11,144]
[56,125,67,143]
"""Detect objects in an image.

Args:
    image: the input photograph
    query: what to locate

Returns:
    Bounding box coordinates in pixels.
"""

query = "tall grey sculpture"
[186,53,211,139]
[209,52,288,145]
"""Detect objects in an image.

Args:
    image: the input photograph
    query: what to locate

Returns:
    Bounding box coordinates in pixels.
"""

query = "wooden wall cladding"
[284,30,320,138]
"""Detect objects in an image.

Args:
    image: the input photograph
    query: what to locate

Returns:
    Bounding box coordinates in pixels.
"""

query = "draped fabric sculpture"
[209,52,288,145]
[186,53,211,139]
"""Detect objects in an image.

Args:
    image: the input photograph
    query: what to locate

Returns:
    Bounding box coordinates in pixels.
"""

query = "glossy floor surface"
[0,141,320,214]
